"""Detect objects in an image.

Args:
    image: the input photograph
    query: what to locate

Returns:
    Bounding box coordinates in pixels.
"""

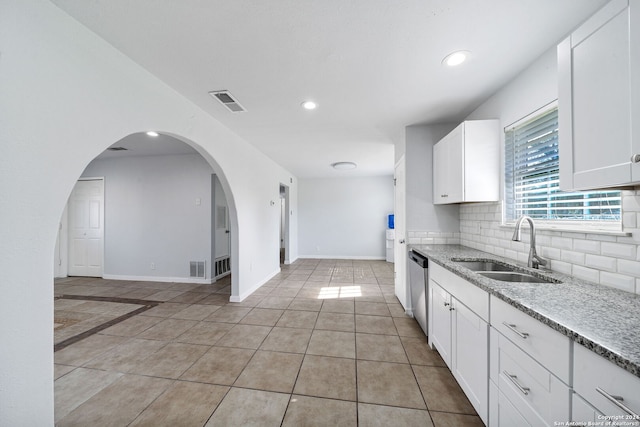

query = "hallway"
[54,259,482,426]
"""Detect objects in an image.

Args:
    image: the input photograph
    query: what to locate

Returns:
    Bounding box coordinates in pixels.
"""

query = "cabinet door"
[429,281,452,367]
[452,298,488,424]
[572,393,602,423]
[489,381,532,427]
[558,0,640,190]
[433,124,463,204]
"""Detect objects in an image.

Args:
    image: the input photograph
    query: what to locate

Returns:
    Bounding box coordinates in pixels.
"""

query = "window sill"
[499,223,630,237]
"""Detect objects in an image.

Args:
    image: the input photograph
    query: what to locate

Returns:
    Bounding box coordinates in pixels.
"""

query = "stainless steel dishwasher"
[408,250,428,336]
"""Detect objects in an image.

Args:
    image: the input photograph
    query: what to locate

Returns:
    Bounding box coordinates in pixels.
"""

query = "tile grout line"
[54,295,161,352]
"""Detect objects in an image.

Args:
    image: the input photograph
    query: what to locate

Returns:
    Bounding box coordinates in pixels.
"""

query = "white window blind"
[505,107,620,223]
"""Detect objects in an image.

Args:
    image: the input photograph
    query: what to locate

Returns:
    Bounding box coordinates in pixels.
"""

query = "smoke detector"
[208,90,246,112]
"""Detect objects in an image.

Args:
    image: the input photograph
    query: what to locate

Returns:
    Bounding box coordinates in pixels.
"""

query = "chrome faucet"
[512,215,547,269]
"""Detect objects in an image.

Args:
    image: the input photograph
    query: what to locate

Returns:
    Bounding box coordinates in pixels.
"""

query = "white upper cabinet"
[558,0,640,190]
[433,120,499,204]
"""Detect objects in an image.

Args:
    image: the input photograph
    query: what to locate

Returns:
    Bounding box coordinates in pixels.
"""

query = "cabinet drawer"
[490,328,570,426]
[490,296,570,383]
[430,263,489,321]
[574,344,640,419]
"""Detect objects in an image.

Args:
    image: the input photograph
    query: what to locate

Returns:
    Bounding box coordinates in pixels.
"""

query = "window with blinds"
[505,105,621,225]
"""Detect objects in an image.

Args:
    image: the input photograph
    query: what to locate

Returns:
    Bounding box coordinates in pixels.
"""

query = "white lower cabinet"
[488,296,571,426]
[429,281,452,368]
[429,264,489,424]
[572,392,602,423]
[452,299,489,423]
[489,381,531,427]
[572,344,640,422]
[427,261,640,427]
[489,327,570,426]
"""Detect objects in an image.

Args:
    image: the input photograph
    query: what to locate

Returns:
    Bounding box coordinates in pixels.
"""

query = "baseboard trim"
[229,267,281,302]
[102,274,215,285]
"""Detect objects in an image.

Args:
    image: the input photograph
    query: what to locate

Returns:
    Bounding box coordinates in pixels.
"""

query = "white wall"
[460,47,640,293]
[405,124,459,233]
[298,176,393,259]
[0,1,297,423]
[81,154,214,282]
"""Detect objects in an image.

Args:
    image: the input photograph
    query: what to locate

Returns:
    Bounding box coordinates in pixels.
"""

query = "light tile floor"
[54,259,483,426]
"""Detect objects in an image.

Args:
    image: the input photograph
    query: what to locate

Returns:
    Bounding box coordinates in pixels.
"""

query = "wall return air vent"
[208,90,246,113]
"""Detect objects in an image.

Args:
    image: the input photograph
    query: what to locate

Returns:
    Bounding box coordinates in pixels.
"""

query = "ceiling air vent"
[107,147,128,151]
[209,90,246,113]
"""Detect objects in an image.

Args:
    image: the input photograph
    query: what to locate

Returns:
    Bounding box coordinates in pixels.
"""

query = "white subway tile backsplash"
[573,239,600,255]
[560,250,585,265]
[459,200,640,294]
[551,236,573,250]
[617,259,640,277]
[600,272,636,293]
[572,265,600,283]
[540,246,561,260]
[623,212,637,229]
[561,231,586,240]
[585,233,617,242]
[536,234,552,246]
[503,249,518,260]
[601,242,637,260]
[549,260,573,275]
[584,254,617,273]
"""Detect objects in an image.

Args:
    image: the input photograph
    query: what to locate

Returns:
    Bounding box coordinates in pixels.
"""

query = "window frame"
[502,101,622,232]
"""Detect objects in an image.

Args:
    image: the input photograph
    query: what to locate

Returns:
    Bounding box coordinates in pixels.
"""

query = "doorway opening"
[55,132,234,286]
[279,184,290,265]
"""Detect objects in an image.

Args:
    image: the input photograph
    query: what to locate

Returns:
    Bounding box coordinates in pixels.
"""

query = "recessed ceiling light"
[302,101,317,110]
[146,131,159,137]
[331,161,357,170]
[442,50,471,67]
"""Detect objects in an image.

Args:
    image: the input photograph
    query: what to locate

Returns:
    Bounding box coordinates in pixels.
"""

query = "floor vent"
[189,261,206,278]
[209,90,246,113]
[214,256,231,280]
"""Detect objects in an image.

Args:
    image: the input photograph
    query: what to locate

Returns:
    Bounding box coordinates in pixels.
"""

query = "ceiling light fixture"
[146,131,159,137]
[331,161,357,170]
[302,101,317,110]
[442,50,471,67]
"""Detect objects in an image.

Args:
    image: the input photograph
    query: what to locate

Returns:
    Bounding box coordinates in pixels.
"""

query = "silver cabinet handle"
[399,239,405,244]
[596,387,640,418]
[502,321,529,339]
[504,371,530,395]
[631,154,640,163]
[444,302,450,307]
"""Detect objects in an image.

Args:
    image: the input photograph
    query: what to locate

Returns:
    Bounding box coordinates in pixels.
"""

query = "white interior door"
[214,204,230,258]
[394,156,408,309]
[68,179,104,277]
[213,175,230,259]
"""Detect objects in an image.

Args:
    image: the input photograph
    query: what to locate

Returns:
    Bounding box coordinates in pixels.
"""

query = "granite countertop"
[411,244,640,379]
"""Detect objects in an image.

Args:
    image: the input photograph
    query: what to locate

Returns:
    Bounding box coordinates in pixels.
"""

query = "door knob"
[632,154,640,163]
[399,239,405,244]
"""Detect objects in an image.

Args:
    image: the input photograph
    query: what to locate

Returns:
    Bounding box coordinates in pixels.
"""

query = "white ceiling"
[52,0,607,178]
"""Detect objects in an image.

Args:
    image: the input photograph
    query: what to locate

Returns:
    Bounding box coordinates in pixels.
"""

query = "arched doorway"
[54,132,234,287]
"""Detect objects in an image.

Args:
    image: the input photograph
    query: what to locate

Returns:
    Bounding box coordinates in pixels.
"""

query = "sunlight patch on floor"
[317,286,362,299]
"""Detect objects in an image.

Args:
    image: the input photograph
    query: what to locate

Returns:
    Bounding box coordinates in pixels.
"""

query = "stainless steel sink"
[454,260,517,272]
[477,271,558,284]
[453,258,560,284]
